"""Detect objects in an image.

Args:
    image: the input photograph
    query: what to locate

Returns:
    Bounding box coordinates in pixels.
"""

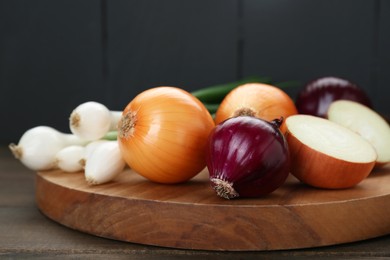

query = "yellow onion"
[214,83,297,133]
[117,86,215,184]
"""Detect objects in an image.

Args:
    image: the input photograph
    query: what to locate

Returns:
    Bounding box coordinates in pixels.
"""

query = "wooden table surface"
[2,145,390,259]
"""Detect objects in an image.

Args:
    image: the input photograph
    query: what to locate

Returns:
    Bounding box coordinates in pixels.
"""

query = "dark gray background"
[1,0,389,145]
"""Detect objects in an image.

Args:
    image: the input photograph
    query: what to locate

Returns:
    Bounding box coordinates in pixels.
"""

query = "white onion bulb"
[55,145,85,172]
[9,126,87,171]
[69,101,122,141]
[84,140,126,185]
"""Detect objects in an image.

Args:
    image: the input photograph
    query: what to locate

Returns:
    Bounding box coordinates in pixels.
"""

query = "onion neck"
[62,134,89,146]
[110,111,123,130]
[271,117,284,129]
[210,178,239,199]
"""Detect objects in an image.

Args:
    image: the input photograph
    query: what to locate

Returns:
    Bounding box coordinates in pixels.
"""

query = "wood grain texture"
[36,165,390,251]
[4,145,390,258]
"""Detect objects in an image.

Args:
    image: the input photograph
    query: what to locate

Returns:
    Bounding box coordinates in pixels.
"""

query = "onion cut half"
[285,115,377,189]
[328,100,390,167]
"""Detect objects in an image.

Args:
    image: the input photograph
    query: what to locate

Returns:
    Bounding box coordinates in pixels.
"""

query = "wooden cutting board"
[36,165,390,251]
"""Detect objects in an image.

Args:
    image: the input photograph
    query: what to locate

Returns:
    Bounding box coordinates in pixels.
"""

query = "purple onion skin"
[206,116,290,199]
[296,76,372,118]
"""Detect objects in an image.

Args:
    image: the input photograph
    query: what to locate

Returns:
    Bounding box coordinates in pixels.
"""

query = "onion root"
[210,178,239,199]
[9,143,22,159]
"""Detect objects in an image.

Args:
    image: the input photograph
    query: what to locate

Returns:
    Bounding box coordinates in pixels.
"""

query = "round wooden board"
[36,165,390,251]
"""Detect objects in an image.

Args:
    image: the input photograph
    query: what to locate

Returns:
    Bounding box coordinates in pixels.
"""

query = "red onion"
[206,116,290,199]
[296,76,372,118]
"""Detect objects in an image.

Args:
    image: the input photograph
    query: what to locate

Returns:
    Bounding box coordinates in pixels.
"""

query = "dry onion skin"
[117,86,215,184]
[214,83,298,133]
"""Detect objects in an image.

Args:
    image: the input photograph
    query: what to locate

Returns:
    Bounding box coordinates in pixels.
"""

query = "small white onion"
[55,145,85,172]
[69,101,122,141]
[84,140,126,185]
[9,126,87,171]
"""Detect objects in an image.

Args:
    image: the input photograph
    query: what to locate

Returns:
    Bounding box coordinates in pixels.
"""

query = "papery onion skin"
[118,86,215,184]
[206,116,290,199]
[296,76,372,118]
[214,83,297,133]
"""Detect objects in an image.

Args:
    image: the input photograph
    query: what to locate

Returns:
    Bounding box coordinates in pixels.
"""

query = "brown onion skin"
[296,76,372,118]
[206,116,290,199]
